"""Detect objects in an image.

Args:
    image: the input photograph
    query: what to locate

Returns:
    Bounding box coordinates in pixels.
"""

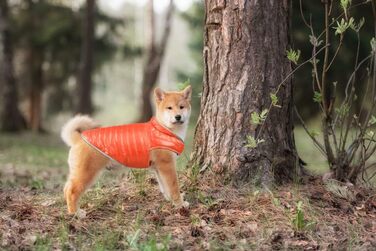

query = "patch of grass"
[93,231,124,250]
[34,235,52,251]
[0,133,66,168]
[0,133,67,189]
[130,169,148,196]
[291,201,315,232]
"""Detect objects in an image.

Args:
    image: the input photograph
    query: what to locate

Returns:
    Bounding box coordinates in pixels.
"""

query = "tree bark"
[190,0,299,186]
[0,0,26,132]
[76,0,95,114]
[138,0,174,122]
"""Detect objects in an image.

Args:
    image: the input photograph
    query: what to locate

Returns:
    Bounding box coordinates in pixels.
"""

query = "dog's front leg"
[151,166,170,200]
[151,150,189,208]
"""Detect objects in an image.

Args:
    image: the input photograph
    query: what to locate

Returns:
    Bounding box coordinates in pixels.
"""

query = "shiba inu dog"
[61,86,191,214]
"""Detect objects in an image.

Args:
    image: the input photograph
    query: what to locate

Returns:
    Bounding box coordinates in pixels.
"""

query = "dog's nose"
[175,115,182,121]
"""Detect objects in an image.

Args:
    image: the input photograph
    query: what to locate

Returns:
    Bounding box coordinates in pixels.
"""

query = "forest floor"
[0,133,375,250]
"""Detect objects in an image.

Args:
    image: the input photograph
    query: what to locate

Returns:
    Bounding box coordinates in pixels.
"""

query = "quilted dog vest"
[81,117,184,168]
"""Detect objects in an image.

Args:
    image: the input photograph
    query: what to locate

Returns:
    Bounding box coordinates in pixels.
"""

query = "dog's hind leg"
[64,142,109,214]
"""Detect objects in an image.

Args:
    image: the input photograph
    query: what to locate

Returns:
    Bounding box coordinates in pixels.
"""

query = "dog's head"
[154,86,192,130]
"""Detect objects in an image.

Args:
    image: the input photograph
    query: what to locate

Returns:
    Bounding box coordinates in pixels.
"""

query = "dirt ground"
[1,174,375,251]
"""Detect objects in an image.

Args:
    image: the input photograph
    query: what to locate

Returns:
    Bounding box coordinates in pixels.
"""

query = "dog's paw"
[175,200,189,208]
[75,209,87,219]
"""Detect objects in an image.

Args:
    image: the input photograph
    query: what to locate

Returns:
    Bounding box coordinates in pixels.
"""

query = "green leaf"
[270,93,281,108]
[350,17,365,32]
[251,112,261,125]
[340,0,351,10]
[246,135,257,148]
[296,201,303,210]
[286,49,301,65]
[335,104,350,118]
[313,91,322,103]
[333,18,353,36]
[177,79,190,90]
[260,109,268,121]
[366,130,375,138]
[245,136,265,148]
[292,201,305,231]
[368,115,376,126]
[251,109,268,125]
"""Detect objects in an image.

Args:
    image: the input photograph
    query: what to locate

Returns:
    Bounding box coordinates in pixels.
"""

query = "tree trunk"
[190,0,299,186]
[0,0,26,132]
[138,0,174,122]
[28,51,44,132]
[76,0,95,114]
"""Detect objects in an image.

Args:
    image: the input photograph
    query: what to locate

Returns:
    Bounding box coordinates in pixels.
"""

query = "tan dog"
[61,86,192,214]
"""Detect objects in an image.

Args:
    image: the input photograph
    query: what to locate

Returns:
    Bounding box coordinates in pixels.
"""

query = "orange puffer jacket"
[81,117,184,168]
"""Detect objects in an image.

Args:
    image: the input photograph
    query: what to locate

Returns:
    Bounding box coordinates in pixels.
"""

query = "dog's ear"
[154,87,165,102]
[182,85,192,101]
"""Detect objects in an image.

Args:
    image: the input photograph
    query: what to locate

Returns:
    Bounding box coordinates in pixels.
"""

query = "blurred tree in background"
[138,0,174,122]
[0,0,27,132]
[177,1,204,120]
[76,0,95,115]
[0,0,124,132]
[1,0,374,133]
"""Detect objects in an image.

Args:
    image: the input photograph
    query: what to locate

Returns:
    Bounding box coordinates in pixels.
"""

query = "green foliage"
[177,79,191,91]
[286,49,301,65]
[197,191,217,209]
[333,18,354,35]
[127,230,171,251]
[94,231,123,251]
[368,115,376,126]
[334,104,350,119]
[246,135,265,149]
[292,201,305,231]
[292,201,315,232]
[130,170,148,196]
[313,91,322,103]
[270,93,281,108]
[30,179,45,190]
[10,0,125,115]
[340,0,351,11]
[34,235,52,251]
[340,0,352,19]
[350,17,365,32]
[293,0,374,121]
[251,109,268,125]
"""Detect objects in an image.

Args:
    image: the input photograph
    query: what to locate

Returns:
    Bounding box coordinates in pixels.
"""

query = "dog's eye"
[180,106,184,109]
[167,107,172,110]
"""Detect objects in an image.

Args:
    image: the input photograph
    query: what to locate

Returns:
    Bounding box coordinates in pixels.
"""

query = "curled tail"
[61,115,97,147]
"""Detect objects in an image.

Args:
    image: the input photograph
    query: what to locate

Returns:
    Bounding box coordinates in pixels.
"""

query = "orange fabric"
[81,117,184,168]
